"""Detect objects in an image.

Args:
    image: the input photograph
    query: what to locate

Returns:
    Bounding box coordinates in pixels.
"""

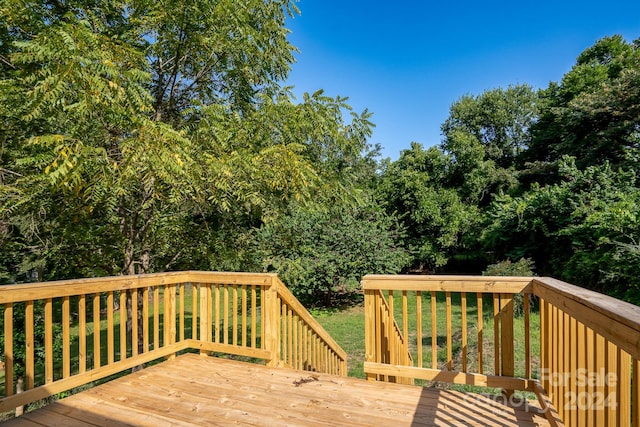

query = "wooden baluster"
[79,295,87,371]
[298,318,303,369]
[232,284,238,346]
[93,294,101,369]
[153,286,160,350]
[576,321,586,427]
[446,292,452,371]
[293,315,299,369]
[606,341,618,425]
[179,283,185,342]
[618,350,631,427]
[4,303,13,396]
[107,292,114,364]
[540,299,548,392]
[477,293,483,374]
[551,302,559,413]
[213,284,219,343]
[595,334,606,426]
[44,298,53,384]
[260,286,265,350]
[461,292,467,372]
[242,285,247,347]
[586,326,595,427]
[402,290,408,367]
[131,290,139,357]
[493,294,500,376]
[633,358,639,427]
[281,303,287,364]
[560,310,568,422]
[199,284,208,355]
[251,285,258,348]
[524,293,530,379]
[25,301,34,389]
[62,297,70,378]
[288,307,293,366]
[251,286,257,348]
[163,285,169,347]
[120,291,127,361]
[375,292,382,375]
[555,307,563,422]
[388,290,394,369]
[431,291,437,370]
[192,284,198,340]
[141,287,148,353]
[569,316,577,426]
[416,291,422,369]
[223,284,229,345]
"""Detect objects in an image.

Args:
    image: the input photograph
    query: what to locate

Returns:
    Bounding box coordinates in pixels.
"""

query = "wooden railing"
[534,277,640,426]
[362,274,640,427]
[0,271,347,414]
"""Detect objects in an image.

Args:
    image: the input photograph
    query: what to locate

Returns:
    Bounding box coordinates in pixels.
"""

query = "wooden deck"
[4,353,551,426]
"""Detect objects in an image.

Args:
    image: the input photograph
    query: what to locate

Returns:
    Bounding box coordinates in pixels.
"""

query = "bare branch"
[0,55,16,69]
[0,167,23,177]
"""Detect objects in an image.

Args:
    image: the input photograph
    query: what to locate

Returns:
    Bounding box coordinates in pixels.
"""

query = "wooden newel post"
[364,287,376,381]
[199,283,210,356]
[500,293,515,398]
[164,284,177,360]
[264,277,281,367]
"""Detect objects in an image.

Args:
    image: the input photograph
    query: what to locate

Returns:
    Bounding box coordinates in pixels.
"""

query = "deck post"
[264,277,281,367]
[364,288,376,381]
[500,293,515,398]
[199,283,209,356]
[164,284,177,360]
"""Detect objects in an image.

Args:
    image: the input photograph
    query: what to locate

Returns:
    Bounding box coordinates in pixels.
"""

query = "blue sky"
[284,1,640,160]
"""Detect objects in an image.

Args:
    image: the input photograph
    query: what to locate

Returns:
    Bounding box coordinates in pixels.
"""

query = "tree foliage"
[254,201,410,306]
[0,0,375,290]
[377,143,480,271]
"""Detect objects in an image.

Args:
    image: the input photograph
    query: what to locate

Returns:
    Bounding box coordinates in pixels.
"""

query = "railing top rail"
[0,271,278,304]
[533,277,640,335]
[362,275,533,294]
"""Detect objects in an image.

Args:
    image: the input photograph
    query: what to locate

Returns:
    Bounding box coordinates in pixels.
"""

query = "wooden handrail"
[362,274,532,293]
[533,277,640,359]
[0,271,275,303]
[274,277,347,365]
[0,271,347,414]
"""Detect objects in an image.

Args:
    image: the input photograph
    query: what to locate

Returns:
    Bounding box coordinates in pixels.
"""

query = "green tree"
[377,143,479,271]
[527,35,640,171]
[0,0,375,283]
[254,201,411,306]
[441,85,539,205]
[482,156,639,299]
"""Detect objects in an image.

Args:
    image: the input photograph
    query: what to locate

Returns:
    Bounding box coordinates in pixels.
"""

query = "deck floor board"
[3,354,551,426]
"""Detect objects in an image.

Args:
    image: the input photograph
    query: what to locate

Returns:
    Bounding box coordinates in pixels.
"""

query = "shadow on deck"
[4,354,550,427]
